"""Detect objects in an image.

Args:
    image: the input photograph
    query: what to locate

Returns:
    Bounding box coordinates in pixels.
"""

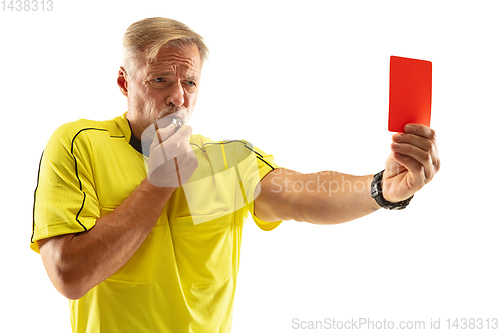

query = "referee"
[31,17,440,333]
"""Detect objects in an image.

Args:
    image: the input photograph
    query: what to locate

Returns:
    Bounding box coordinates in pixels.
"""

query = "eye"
[186,81,196,87]
[152,78,164,83]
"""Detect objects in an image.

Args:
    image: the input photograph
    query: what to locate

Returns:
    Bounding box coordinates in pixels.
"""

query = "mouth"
[160,109,188,122]
[149,109,188,135]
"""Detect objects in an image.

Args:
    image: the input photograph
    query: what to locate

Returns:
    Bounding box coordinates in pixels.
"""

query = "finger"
[176,150,196,170]
[404,123,436,140]
[393,152,426,185]
[177,152,199,184]
[156,123,177,143]
[393,133,437,164]
[154,127,194,161]
[391,141,433,180]
[170,142,195,158]
[151,123,176,149]
[384,154,407,177]
[168,125,193,143]
[391,139,433,167]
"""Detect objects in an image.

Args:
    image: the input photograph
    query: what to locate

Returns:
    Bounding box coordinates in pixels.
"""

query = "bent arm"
[254,169,380,225]
[38,179,175,300]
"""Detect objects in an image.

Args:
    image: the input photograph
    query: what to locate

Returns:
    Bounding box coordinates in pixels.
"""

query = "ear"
[117,66,129,97]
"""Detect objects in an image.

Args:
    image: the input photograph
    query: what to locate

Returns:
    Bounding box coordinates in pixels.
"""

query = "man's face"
[120,43,202,138]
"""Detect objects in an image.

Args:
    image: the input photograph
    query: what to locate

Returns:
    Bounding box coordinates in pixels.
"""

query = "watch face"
[371,172,383,198]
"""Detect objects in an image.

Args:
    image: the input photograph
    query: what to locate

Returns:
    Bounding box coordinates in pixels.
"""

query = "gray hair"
[122,17,209,74]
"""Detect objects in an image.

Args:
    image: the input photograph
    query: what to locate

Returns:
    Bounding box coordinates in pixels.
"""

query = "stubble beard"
[153,105,184,123]
[131,96,184,130]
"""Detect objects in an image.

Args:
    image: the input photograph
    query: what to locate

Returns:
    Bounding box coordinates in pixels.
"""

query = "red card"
[388,56,432,132]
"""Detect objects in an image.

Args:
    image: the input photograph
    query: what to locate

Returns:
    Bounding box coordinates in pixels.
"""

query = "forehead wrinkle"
[152,54,197,69]
[144,44,201,77]
[146,67,200,81]
[147,62,200,80]
[148,60,198,74]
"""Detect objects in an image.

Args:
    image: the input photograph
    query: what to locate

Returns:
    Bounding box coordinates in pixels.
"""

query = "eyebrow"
[148,71,199,81]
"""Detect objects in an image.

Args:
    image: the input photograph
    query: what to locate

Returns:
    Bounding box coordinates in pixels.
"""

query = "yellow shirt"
[31,113,281,332]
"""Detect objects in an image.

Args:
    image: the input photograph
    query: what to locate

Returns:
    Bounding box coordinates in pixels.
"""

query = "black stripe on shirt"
[31,151,44,244]
[32,127,125,243]
[190,140,275,171]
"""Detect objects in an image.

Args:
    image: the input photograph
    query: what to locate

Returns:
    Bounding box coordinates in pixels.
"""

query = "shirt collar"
[128,121,144,156]
[113,112,145,156]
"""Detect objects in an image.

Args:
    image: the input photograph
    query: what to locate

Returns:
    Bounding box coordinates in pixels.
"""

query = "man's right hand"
[147,123,198,188]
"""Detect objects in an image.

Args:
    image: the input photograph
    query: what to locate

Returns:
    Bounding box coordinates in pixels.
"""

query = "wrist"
[371,170,413,210]
[141,178,176,203]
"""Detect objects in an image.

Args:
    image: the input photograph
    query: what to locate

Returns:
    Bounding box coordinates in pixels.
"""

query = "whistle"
[171,118,185,132]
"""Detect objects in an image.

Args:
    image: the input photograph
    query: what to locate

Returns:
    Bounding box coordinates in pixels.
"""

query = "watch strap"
[371,170,413,210]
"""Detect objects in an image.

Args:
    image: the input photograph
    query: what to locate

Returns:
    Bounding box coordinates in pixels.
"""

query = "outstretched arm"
[254,124,440,224]
[255,170,380,224]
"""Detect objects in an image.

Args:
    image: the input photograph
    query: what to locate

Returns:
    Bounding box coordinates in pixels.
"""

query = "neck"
[126,113,144,141]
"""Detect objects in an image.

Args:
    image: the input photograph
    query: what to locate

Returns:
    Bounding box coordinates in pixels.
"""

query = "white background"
[1,1,499,332]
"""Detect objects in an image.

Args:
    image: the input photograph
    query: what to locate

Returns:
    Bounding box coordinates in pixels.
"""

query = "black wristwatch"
[371,170,413,210]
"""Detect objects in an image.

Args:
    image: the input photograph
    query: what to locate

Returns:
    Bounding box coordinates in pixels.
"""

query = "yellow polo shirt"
[31,113,281,333]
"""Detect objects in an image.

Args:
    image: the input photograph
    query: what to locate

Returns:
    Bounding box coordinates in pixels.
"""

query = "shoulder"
[49,118,105,144]
[47,117,123,150]
[189,134,253,152]
[189,134,277,169]
[43,118,115,162]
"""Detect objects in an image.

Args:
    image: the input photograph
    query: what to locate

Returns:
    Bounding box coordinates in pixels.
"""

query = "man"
[31,17,440,332]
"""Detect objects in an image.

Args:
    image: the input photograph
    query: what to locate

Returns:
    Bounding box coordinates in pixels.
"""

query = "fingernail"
[392,143,401,150]
[394,134,403,142]
[405,125,415,133]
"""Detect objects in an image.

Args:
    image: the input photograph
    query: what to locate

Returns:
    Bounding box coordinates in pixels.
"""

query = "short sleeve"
[247,145,283,231]
[30,123,100,253]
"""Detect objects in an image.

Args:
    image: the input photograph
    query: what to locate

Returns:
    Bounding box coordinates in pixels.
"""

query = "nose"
[166,80,185,107]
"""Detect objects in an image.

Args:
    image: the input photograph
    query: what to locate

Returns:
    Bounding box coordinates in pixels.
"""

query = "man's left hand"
[382,123,441,203]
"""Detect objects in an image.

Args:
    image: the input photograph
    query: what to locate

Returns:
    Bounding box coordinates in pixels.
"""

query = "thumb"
[173,125,193,142]
[157,123,177,143]
[151,123,176,149]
